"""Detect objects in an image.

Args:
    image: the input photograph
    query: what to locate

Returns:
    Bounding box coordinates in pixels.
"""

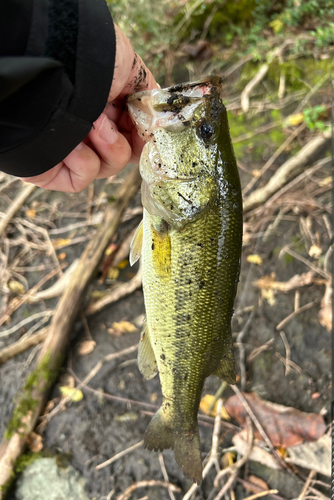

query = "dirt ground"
[0,56,332,499]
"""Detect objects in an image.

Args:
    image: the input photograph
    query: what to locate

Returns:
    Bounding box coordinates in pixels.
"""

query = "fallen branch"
[95,440,144,471]
[0,183,36,237]
[243,131,331,213]
[0,328,48,365]
[0,167,141,495]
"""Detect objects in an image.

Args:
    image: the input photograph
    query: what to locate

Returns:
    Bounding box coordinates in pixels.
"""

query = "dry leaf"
[114,412,138,422]
[233,430,281,470]
[199,394,230,420]
[260,288,276,306]
[52,238,71,249]
[247,475,269,492]
[59,386,84,402]
[26,431,43,452]
[225,392,326,448]
[286,434,330,477]
[247,254,263,265]
[108,321,137,336]
[58,252,67,260]
[8,280,26,295]
[319,283,332,331]
[308,244,322,258]
[149,392,159,403]
[107,268,120,280]
[117,259,129,269]
[318,176,331,187]
[251,169,261,178]
[77,340,96,356]
[221,451,235,469]
[25,208,36,219]
[287,113,304,126]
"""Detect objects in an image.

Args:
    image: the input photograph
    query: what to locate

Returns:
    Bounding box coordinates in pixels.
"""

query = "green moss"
[4,351,62,440]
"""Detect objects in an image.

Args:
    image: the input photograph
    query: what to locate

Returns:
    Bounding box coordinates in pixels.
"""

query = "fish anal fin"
[138,321,158,380]
[130,219,143,266]
[213,354,236,384]
[144,407,203,485]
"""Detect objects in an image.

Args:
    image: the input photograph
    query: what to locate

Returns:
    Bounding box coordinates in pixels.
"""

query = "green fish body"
[127,77,242,484]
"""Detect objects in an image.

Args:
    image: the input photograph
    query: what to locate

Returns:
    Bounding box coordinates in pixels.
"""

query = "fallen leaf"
[221,451,235,469]
[104,243,118,256]
[287,113,304,126]
[318,176,332,187]
[25,208,36,219]
[319,283,332,331]
[114,412,138,423]
[199,394,230,420]
[286,434,330,477]
[108,321,137,336]
[251,169,261,178]
[26,431,43,452]
[149,392,159,403]
[52,238,71,249]
[247,254,263,265]
[308,244,322,258]
[107,268,120,280]
[77,340,96,356]
[8,280,26,295]
[117,259,129,269]
[225,392,326,448]
[233,430,281,470]
[247,475,269,492]
[59,386,84,402]
[260,288,276,306]
[58,252,67,260]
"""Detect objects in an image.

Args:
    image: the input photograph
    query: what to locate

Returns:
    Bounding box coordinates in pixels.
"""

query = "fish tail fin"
[144,407,203,485]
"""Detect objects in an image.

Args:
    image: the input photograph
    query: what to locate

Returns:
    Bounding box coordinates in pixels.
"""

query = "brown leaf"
[77,340,96,356]
[26,431,43,452]
[108,321,137,336]
[247,475,269,493]
[225,392,326,448]
[286,435,331,477]
[232,430,281,470]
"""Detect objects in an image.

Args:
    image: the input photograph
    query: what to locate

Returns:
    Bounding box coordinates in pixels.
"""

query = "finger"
[20,142,100,192]
[109,25,158,102]
[88,113,132,178]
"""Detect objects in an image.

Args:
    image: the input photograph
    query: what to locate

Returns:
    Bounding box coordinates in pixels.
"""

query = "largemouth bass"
[127,76,242,484]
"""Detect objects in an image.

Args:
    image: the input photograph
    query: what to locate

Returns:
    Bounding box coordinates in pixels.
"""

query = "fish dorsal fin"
[213,355,236,384]
[130,219,143,266]
[138,320,158,380]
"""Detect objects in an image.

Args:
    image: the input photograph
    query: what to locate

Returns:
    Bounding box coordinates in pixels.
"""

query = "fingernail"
[98,116,119,144]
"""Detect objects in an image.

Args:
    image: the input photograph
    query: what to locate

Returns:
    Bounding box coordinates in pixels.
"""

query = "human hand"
[20,25,158,192]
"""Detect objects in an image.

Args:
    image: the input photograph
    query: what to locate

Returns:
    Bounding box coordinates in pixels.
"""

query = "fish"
[127,76,242,485]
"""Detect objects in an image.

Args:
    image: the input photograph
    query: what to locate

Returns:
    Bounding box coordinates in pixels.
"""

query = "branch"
[0,183,36,237]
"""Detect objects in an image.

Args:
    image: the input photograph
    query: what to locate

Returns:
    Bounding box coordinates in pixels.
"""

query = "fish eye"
[198,121,215,140]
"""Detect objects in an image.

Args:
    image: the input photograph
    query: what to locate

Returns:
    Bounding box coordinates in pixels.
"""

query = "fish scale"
[127,76,242,484]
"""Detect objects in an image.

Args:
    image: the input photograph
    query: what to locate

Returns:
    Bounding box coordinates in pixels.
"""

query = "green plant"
[303,105,327,131]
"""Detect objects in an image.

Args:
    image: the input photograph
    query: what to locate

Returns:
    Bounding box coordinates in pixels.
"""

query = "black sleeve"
[0,0,116,177]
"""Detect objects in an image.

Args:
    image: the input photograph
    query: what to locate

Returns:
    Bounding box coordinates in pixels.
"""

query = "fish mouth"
[127,75,224,139]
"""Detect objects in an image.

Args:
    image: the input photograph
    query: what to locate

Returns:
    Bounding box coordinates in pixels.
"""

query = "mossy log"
[0,167,141,496]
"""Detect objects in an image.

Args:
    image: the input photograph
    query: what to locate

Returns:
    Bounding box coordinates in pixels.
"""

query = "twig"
[0,167,141,495]
[0,266,62,327]
[95,440,144,470]
[236,477,286,500]
[213,417,253,498]
[279,246,329,280]
[241,64,269,112]
[243,132,331,213]
[244,490,279,500]
[243,123,306,196]
[0,183,36,237]
[29,260,79,302]
[279,331,291,375]
[85,267,142,315]
[159,454,177,500]
[117,480,181,500]
[276,301,315,330]
[0,310,53,339]
[297,470,316,500]
[233,121,282,144]
[236,310,255,391]
[183,399,224,500]
[45,343,139,422]
[0,328,48,365]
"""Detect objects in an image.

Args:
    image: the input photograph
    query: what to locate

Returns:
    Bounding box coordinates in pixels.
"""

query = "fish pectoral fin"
[214,354,236,384]
[129,219,143,266]
[138,321,158,380]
